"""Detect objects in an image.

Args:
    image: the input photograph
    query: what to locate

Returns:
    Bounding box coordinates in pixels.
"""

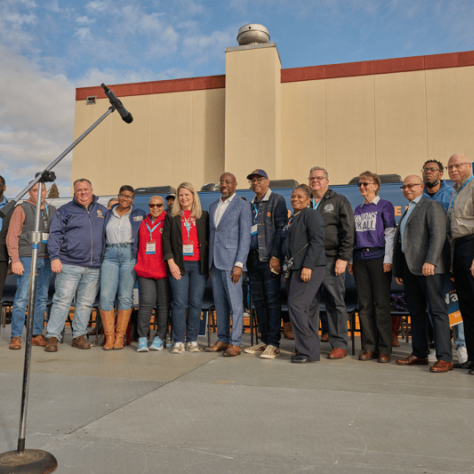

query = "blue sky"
[1,0,473,197]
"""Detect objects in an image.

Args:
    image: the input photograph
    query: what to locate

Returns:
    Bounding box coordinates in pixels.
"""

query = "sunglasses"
[358,182,374,187]
[149,204,164,208]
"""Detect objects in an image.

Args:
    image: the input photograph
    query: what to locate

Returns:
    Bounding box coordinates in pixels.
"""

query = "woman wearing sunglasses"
[134,195,170,352]
[100,185,146,350]
[163,182,209,354]
[348,171,396,363]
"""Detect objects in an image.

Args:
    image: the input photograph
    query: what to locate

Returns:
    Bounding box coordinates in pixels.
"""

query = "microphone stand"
[0,85,128,473]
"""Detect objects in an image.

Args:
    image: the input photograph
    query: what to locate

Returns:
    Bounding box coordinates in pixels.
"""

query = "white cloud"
[76,15,96,25]
[0,45,75,197]
[74,27,91,41]
[182,27,235,64]
[0,0,38,52]
[85,1,108,15]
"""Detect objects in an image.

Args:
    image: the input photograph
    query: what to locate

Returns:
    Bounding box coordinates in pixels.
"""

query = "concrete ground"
[0,328,473,474]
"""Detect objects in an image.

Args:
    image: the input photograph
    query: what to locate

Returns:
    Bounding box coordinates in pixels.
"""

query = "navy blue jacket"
[48,196,107,268]
[102,204,146,257]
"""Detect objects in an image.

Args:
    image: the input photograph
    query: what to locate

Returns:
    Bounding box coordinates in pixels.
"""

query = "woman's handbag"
[282,243,309,280]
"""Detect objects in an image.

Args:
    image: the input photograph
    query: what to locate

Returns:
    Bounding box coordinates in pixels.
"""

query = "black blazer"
[162,211,209,275]
[285,208,327,270]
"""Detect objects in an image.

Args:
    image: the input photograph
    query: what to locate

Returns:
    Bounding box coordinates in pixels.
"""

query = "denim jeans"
[46,264,100,340]
[247,252,281,347]
[100,244,137,311]
[454,323,466,349]
[11,257,52,338]
[210,265,244,346]
[169,261,207,343]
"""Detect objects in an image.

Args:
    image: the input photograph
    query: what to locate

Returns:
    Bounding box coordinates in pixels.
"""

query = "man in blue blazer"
[205,172,251,357]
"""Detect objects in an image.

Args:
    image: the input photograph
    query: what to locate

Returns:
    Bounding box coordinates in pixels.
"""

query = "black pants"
[137,277,170,339]
[401,256,452,362]
[453,240,474,362]
[353,257,392,355]
[287,266,326,361]
[0,261,8,299]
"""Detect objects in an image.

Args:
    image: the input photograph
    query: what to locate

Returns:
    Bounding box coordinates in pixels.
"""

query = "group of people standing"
[2,153,474,373]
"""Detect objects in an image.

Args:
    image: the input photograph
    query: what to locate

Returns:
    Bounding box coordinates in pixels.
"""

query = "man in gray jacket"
[393,175,452,372]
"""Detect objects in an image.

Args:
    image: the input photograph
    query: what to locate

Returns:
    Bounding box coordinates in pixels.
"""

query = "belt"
[107,243,133,248]
[454,233,474,246]
[356,247,383,253]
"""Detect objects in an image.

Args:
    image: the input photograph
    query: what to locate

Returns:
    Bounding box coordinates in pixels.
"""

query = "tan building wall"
[73,50,474,194]
[72,87,225,195]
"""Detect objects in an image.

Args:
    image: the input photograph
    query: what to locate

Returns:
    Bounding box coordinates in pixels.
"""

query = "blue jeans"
[46,264,100,340]
[11,257,52,338]
[454,322,466,349]
[210,265,244,346]
[169,261,207,343]
[100,244,137,311]
[247,252,281,347]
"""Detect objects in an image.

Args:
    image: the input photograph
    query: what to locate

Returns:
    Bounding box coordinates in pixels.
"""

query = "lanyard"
[146,220,162,240]
[448,175,474,214]
[253,202,259,221]
[311,197,320,210]
[40,203,49,230]
[182,212,194,239]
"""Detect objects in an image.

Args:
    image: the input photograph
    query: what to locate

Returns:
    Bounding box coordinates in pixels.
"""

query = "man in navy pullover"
[45,179,107,352]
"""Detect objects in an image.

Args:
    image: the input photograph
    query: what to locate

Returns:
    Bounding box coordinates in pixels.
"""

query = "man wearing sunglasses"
[393,175,452,372]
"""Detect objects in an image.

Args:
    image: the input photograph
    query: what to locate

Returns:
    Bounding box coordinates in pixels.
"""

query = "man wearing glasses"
[307,166,355,359]
[393,175,452,372]
[45,179,107,352]
[422,160,467,365]
[243,169,288,359]
[447,153,474,374]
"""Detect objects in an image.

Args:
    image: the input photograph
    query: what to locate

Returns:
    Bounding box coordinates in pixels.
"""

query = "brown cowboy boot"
[100,310,116,350]
[113,309,132,350]
[392,316,401,347]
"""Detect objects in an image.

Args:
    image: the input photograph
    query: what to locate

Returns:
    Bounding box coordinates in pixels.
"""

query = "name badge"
[42,233,49,244]
[251,224,258,236]
[183,244,194,256]
[146,241,156,255]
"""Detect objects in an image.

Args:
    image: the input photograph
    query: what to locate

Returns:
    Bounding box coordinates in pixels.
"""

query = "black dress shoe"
[453,361,474,369]
[291,355,316,364]
[469,369,474,376]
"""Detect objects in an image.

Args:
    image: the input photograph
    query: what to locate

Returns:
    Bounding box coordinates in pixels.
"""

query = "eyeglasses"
[309,176,326,181]
[118,193,133,200]
[447,162,471,170]
[149,203,164,208]
[358,182,374,187]
[421,167,440,173]
[400,183,422,190]
[248,177,266,185]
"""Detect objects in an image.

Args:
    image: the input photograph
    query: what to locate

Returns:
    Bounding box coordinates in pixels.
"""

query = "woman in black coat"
[283,184,327,363]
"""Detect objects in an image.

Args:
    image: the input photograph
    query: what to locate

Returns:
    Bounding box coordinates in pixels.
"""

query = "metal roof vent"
[237,24,270,46]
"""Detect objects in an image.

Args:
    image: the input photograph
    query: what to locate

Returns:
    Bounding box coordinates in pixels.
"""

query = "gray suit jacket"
[393,196,447,277]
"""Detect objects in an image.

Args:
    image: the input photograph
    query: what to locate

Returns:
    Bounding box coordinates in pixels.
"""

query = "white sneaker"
[260,345,281,359]
[171,342,185,354]
[457,346,468,364]
[428,350,437,362]
[244,342,267,354]
[186,341,200,352]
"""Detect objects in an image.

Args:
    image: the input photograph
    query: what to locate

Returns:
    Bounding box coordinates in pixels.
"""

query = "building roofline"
[76,50,474,101]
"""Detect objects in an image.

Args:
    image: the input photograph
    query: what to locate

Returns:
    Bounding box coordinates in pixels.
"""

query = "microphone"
[101,84,133,124]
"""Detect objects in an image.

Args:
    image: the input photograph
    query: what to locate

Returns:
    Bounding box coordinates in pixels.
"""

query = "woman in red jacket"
[134,196,170,352]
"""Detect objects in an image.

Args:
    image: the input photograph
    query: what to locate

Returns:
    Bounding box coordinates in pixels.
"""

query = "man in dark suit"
[204,172,251,357]
[393,175,453,372]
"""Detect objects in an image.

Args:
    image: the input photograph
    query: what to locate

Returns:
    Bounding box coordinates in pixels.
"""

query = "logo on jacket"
[133,216,143,221]
[323,204,334,213]
[97,210,103,217]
